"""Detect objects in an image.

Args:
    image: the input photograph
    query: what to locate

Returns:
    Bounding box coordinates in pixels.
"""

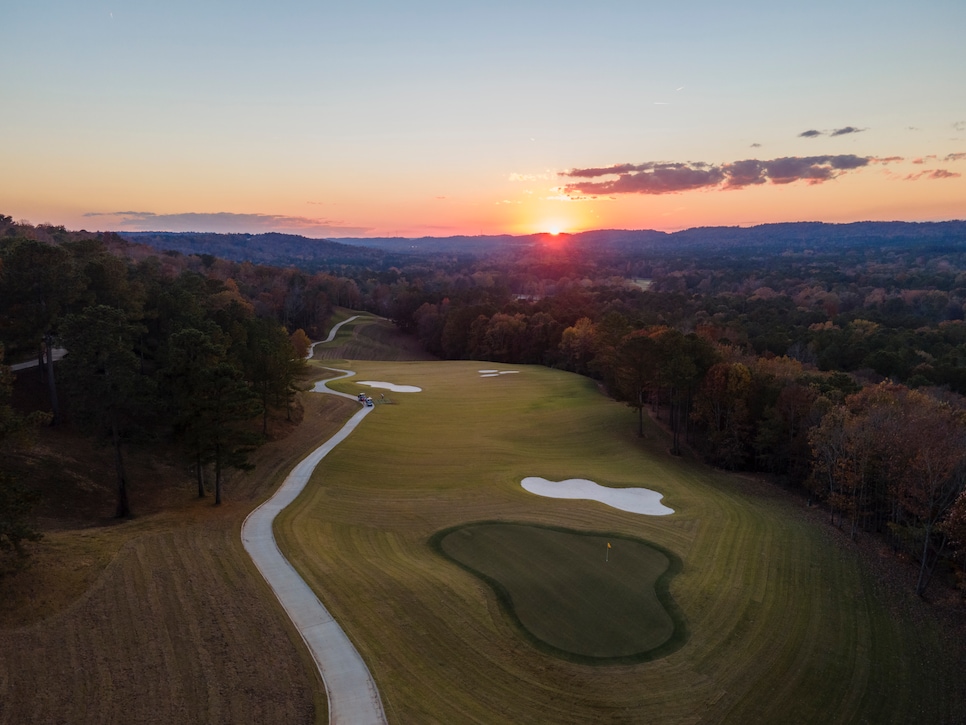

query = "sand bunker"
[479,369,520,377]
[522,477,674,516]
[358,380,422,393]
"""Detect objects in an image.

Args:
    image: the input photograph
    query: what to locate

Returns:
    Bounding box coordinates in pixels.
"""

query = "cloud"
[83,211,372,237]
[945,152,966,162]
[902,169,962,181]
[561,162,725,195]
[954,121,966,132]
[800,126,866,138]
[561,154,876,195]
[871,156,904,164]
[750,142,762,148]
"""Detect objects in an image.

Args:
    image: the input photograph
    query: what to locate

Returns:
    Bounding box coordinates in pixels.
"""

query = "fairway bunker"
[478,369,520,377]
[522,477,674,516]
[357,380,423,393]
[433,523,686,663]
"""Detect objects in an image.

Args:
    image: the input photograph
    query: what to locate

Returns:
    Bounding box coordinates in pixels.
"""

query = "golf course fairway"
[273,359,963,724]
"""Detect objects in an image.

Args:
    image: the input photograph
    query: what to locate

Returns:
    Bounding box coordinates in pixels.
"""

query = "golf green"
[435,522,686,663]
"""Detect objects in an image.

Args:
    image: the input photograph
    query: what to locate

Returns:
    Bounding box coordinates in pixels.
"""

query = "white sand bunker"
[479,369,520,377]
[358,380,422,393]
[521,477,674,516]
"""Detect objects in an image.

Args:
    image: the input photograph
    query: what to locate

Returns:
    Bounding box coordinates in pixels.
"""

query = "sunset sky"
[3,1,964,238]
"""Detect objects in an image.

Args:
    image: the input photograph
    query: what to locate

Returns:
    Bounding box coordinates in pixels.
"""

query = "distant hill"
[333,221,966,257]
[121,220,966,269]
[661,220,966,253]
[120,231,389,268]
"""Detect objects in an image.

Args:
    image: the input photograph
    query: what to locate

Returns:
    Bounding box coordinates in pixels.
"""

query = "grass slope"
[275,359,965,724]
[0,311,420,724]
[312,312,436,362]
[0,379,364,725]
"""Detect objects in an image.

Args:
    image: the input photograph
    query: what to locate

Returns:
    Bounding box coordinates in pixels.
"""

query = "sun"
[548,226,561,236]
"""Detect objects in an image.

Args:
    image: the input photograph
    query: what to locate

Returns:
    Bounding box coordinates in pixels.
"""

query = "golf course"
[269,315,964,723]
[1,313,962,724]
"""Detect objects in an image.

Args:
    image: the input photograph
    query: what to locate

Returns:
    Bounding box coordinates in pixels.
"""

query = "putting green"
[434,522,686,662]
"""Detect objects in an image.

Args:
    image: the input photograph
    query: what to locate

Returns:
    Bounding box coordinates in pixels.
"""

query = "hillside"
[120,231,389,269]
[0,310,442,723]
[119,221,966,272]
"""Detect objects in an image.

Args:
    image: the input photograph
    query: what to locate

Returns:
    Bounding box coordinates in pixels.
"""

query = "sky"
[2,1,965,238]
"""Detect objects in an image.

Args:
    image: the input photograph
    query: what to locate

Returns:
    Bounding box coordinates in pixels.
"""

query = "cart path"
[241,365,387,725]
[307,315,361,358]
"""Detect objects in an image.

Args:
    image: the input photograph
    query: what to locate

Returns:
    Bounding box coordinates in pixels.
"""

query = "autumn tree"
[613,330,660,437]
[480,313,527,362]
[652,329,717,455]
[809,383,966,594]
[692,361,753,468]
[559,317,599,375]
[941,489,966,588]
[290,328,312,360]
[890,392,966,596]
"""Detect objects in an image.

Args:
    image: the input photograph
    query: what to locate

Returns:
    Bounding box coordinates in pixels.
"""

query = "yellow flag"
[607,542,612,549]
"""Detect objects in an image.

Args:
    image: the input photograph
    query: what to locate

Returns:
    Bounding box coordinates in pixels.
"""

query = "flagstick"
[606,543,609,562]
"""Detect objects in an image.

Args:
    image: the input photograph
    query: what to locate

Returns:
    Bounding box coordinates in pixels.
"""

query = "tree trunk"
[638,389,645,438]
[671,394,681,456]
[44,332,60,425]
[916,524,933,597]
[196,451,206,498]
[214,442,222,505]
[111,418,131,518]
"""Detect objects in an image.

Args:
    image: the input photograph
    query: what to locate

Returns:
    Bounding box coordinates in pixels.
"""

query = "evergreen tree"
[197,362,262,505]
[60,306,154,518]
[0,239,84,424]
[0,345,44,565]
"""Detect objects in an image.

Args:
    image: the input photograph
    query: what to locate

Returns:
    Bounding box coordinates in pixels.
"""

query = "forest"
[2,214,966,600]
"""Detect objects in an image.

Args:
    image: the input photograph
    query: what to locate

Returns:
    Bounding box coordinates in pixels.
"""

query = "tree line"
[4,215,966,597]
[0,221,317,544]
[385,275,966,598]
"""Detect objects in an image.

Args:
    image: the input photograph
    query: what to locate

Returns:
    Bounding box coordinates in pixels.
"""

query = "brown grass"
[0,364,362,725]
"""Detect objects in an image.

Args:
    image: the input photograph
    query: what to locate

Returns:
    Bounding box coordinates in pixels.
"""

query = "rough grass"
[0,371,364,725]
[275,359,966,724]
[311,312,436,362]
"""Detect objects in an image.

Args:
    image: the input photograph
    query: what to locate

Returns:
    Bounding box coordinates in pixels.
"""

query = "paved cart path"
[241,360,388,725]
[308,315,361,358]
